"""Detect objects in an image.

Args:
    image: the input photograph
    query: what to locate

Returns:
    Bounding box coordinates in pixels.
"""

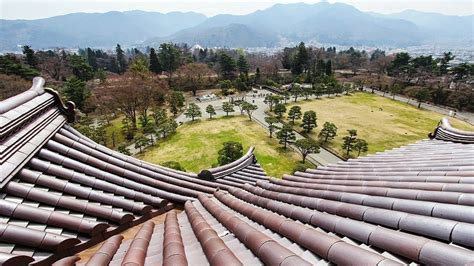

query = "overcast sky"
[1,0,473,20]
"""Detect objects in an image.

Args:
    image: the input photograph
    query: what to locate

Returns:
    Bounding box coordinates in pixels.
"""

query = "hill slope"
[0,11,207,51]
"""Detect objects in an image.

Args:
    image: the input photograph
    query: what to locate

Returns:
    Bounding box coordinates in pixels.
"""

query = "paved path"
[364,88,474,125]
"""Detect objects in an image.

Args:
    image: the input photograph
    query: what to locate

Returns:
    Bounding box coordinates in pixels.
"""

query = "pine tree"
[342,129,358,156]
[22,45,37,68]
[295,139,320,163]
[288,106,302,124]
[86,48,98,71]
[325,59,333,76]
[237,54,249,75]
[273,103,287,120]
[206,105,216,118]
[265,116,279,138]
[318,122,338,143]
[301,111,317,133]
[222,102,235,116]
[116,44,127,74]
[355,139,368,156]
[149,48,161,74]
[219,52,236,80]
[276,124,296,149]
[184,103,202,122]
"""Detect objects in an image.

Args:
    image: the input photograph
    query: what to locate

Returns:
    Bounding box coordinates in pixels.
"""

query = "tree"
[222,102,235,116]
[162,161,185,171]
[273,103,287,119]
[288,106,302,124]
[325,60,332,76]
[313,83,325,99]
[291,84,303,102]
[265,116,279,138]
[206,105,216,118]
[22,45,37,68]
[0,55,40,80]
[152,108,168,126]
[168,91,185,116]
[219,80,233,95]
[129,57,150,79]
[158,119,178,138]
[116,44,127,74]
[218,141,243,165]
[276,124,296,149]
[255,67,261,84]
[241,102,258,121]
[175,63,214,96]
[62,77,89,110]
[86,48,98,71]
[219,52,236,80]
[237,54,249,76]
[121,117,135,140]
[236,101,245,115]
[291,42,308,75]
[302,85,313,100]
[342,129,358,156]
[149,48,161,74]
[69,54,93,81]
[318,122,338,143]
[388,52,411,78]
[134,134,150,153]
[184,103,202,122]
[301,111,317,133]
[159,43,181,79]
[118,144,131,156]
[97,72,168,129]
[234,76,248,91]
[437,52,454,75]
[264,95,282,111]
[295,139,320,163]
[354,139,368,156]
[414,88,431,108]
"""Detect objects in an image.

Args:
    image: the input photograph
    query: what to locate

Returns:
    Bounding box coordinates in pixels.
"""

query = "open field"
[286,92,474,157]
[137,116,304,178]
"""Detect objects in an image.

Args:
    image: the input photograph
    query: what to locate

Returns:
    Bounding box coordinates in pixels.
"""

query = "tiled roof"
[78,118,474,265]
[0,78,265,265]
[1,77,473,265]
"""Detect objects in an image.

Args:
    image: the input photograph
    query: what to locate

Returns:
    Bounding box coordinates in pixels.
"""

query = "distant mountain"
[378,10,473,46]
[0,11,207,51]
[146,2,423,47]
[146,23,280,48]
[1,3,472,51]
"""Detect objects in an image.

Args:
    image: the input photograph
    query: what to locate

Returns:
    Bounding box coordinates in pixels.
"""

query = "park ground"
[286,92,474,156]
[136,116,303,178]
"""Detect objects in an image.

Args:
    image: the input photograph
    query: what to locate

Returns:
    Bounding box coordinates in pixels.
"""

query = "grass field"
[136,116,304,178]
[286,92,474,157]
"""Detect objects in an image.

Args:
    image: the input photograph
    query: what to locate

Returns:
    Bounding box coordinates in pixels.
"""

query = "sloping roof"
[0,78,265,266]
[1,77,473,265]
[79,128,474,265]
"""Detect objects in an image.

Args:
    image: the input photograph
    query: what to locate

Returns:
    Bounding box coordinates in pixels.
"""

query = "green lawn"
[136,116,304,178]
[286,92,474,157]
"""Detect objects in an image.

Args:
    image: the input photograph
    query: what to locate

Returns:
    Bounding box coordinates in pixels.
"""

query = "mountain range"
[0,2,472,51]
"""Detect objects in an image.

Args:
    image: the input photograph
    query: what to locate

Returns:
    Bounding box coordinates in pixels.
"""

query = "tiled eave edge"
[0,111,66,188]
[30,203,174,266]
[0,78,76,189]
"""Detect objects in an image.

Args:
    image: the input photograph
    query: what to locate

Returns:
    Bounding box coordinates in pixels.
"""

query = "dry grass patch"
[137,116,303,178]
[286,92,474,156]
